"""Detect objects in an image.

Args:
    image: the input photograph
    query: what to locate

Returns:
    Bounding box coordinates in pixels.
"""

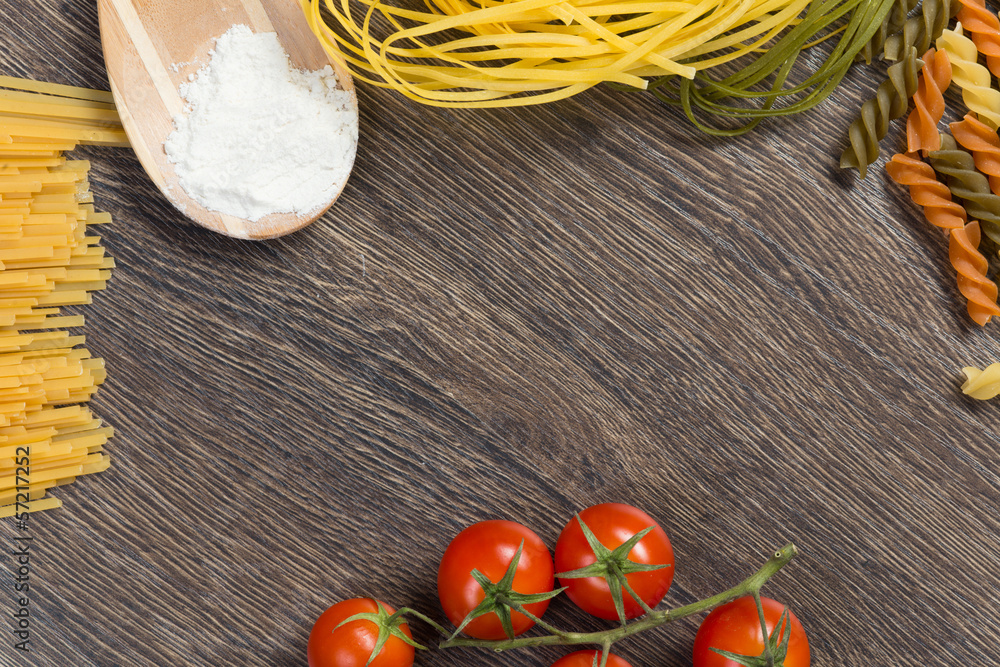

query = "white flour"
[164,25,358,222]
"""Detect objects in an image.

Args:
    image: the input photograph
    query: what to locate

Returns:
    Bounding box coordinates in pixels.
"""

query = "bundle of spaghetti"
[840,46,920,179]
[929,133,1000,246]
[884,0,956,61]
[905,47,952,155]
[950,113,1000,195]
[885,152,1000,323]
[935,23,1000,129]
[950,220,1000,324]
[954,0,1000,77]
[647,0,897,135]
[961,362,1000,398]
[305,0,894,117]
[0,76,126,147]
[0,76,123,516]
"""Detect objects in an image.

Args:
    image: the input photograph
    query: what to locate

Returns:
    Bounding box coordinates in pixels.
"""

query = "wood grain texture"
[2,1,1000,666]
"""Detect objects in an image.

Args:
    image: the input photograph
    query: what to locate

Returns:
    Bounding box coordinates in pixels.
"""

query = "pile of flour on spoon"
[164,24,358,222]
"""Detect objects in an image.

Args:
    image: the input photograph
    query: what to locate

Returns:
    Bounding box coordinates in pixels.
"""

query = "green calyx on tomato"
[692,595,810,667]
[438,520,558,640]
[555,513,672,626]
[709,606,792,667]
[334,601,427,666]
[449,539,565,641]
[309,598,436,667]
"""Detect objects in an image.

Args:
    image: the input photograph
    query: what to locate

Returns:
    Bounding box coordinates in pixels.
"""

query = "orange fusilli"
[886,152,966,230]
[950,113,1000,195]
[887,152,999,325]
[950,220,1000,324]
[906,48,953,154]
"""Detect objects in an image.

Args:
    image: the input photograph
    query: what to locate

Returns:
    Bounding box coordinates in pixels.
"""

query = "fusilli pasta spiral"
[936,23,1000,129]
[886,152,999,324]
[841,47,921,179]
[929,133,1000,245]
[950,113,1000,195]
[961,362,1000,398]
[884,0,955,60]
[906,47,953,154]
[950,220,1000,324]
[860,0,920,63]
[955,0,1000,77]
[887,152,966,229]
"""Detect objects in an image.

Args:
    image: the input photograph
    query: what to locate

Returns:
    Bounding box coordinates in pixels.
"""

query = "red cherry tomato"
[307,598,415,667]
[692,596,810,667]
[554,503,674,620]
[437,520,555,639]
[551,650,635,667]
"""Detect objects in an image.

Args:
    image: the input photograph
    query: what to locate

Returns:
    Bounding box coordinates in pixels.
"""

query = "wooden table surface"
[2,1,999,666]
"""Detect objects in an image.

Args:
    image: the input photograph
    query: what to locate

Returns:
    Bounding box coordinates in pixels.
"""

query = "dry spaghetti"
[0,76,125,516]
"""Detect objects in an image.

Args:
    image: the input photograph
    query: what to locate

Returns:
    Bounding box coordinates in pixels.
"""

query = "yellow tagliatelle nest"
[302,0,811,107]
[0,76,126,516]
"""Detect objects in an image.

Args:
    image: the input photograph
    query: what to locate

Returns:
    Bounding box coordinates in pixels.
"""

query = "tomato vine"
[307,504,806,667]
[436,544,798,656]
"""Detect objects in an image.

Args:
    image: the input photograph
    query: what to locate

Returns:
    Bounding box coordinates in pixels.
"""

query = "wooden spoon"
[98,0,356,239]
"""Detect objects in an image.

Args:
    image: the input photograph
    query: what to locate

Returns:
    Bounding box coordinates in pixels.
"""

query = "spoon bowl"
[98,0,356,239]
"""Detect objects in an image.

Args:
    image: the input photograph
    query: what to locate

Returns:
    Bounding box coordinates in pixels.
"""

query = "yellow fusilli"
[936,23,1000,129]
[962,363,1000,399]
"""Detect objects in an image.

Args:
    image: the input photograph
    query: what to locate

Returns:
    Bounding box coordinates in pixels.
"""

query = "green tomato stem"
[751,591,775,667]
[394,607,450,637]
[438,543,798,653]
[500,597,574,639]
